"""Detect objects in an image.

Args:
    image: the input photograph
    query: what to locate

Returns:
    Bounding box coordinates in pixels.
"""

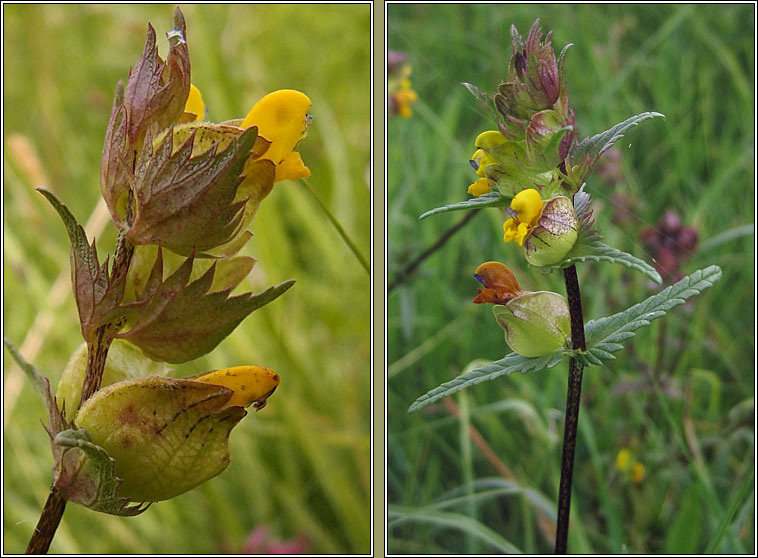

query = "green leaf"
[558,238,662,284]
[408,351,563,413]
[569,111,665,165]
[128,126,262,255]
[53,428,148,516]
[119,248,295,363]
[579,266,722,365]
[37,187,127,342]
[419,192,509,221]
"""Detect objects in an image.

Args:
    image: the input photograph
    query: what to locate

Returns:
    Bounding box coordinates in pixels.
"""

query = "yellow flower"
[183,87,312,183]
[502,189,543,245]
[631,462,646,484]
[242,89,312,182]
[474,130,508,151]
[184,84,205,121]
[394,88,418,118]
[468,177,492,197]
[615,448,632,472]
[389,65,418,118]
[467,131,508,197]
[193,365,280,409]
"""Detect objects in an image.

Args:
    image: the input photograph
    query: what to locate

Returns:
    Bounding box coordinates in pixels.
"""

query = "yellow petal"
[475,130,508,150]
[275,151,311,182]
[468,177,491,197]
[503,218,518,243]
[510,188,543,226]
[184,84,205,121]
[194,365,280,409]
[515,222,530,245]
[242,89,311,165]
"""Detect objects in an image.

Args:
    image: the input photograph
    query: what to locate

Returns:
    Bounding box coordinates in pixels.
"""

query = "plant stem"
[554,265,587,554]
[388,209,480,293]
[26,489,67,554]
[26,232,133,554]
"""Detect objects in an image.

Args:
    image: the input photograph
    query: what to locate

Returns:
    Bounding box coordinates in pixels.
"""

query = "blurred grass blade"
[299,179,369,274]
[704,466,754,553]
[388,505,522,553]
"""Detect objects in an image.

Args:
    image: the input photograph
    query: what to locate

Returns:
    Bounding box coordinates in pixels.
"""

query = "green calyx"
[492,290,571,357]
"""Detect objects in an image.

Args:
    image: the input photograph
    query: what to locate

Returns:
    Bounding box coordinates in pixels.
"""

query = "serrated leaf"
[123,8,190,145]
[53,428,148,516]
[569,111,665,168]
[37,188,128,342]
[100,80,132,228]
[578,266,722,365]
[409,352,563,413]
[118,248,295,363]
[419,192,509,221]
[128,126,261,254]
[558,238,662,283]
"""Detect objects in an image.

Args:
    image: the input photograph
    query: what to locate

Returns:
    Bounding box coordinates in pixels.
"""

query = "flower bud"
[495,19,567,133]
[472,261,570,357]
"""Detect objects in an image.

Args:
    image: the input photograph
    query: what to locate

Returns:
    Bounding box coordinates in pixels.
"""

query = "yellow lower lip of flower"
[468,177,492,197]
[275,151,311,182]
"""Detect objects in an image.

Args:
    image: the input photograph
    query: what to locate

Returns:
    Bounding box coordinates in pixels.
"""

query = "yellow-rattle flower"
[183,86,311,183]
[242,89,312,182]
[503,188,544,245]
[467,131,508,197]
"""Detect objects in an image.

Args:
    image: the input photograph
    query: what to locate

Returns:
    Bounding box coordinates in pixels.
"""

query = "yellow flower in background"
[615,448,645,484]
[388,52,418,118]
[630,462,646,484]
[503,188,543,245]
[615,448,632,471]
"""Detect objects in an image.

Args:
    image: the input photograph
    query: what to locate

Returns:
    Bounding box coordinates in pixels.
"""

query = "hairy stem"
[388,209,480,293]
[25,489,67,554]
[26,232,133,554]
[555,264,587,554]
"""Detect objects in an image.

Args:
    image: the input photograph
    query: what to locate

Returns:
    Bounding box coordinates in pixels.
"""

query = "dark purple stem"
[555,265,586,554]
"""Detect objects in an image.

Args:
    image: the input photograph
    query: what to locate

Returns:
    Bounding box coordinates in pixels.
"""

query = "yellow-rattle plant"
[5,8,312,553]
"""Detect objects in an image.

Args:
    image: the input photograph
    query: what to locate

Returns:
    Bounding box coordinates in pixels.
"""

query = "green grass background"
[3,4,370,554]
[388,4,754,554]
